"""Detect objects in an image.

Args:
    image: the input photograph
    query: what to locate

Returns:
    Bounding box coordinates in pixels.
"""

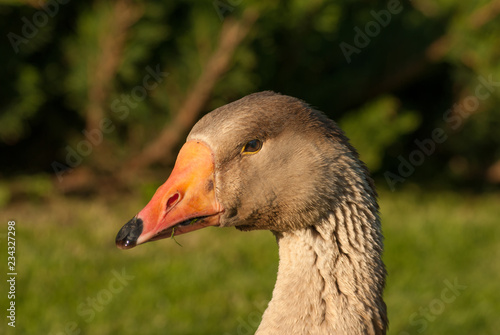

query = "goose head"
[116,91,370,246]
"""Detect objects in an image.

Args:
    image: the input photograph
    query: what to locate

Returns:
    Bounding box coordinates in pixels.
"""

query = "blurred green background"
[1,0,499,334]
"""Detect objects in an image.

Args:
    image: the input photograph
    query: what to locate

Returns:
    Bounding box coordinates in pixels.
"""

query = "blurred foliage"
[0,181,10,207]
[340,95,420,170]
[0,0,499,190]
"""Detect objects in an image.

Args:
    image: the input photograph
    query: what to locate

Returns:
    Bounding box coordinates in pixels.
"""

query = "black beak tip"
[116,216,143,250]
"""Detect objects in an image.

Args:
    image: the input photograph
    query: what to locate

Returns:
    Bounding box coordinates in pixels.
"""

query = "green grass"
[2,189,500,334]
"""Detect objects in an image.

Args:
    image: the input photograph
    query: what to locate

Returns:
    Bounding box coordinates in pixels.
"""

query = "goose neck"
[256,209,386,334]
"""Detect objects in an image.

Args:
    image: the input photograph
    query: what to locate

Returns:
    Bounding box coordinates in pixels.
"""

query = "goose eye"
[242,139,262,154]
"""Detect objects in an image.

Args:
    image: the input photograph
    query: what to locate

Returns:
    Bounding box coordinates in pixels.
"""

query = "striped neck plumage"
[256,200,387,335]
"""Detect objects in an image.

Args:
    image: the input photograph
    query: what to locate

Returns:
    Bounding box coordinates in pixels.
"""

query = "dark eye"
[242,139,262,155]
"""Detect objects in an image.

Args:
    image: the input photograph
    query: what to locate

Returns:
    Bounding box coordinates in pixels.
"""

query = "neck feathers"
[257,194,387,334]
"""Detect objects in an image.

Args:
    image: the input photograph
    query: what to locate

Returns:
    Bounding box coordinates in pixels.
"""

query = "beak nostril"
[166,192,180,211]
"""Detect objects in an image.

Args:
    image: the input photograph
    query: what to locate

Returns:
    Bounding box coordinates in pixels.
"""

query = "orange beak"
[116,140,223,249]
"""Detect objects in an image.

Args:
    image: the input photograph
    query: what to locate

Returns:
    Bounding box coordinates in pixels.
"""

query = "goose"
[116,91,387,334]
